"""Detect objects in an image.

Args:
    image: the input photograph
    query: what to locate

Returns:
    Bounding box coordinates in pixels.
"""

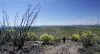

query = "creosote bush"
[71,31,94,42]
[40,33,54,44]
[79,31,95,47]
[54,37,61,43]
[71,34,80,41]
[26,32,38,41]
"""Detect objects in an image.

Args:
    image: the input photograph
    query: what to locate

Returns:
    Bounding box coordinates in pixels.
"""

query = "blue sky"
[0,0,100,26]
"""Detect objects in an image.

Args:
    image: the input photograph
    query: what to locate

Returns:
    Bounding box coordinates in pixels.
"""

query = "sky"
[0,0,100,26]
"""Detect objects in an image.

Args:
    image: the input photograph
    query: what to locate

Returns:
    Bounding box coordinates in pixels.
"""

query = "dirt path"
[44,40,82,54]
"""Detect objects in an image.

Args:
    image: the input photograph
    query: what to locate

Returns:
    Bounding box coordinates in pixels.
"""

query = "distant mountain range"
[0,24,100,28]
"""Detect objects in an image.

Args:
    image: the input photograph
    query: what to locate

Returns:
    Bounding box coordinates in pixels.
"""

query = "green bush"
[26,32,38,41]
[73,34,80,40]
[94,47,100,52]
[6,29,15,32]
[80,31,95,47]
[54,37,61,43]
[71,34,80,41]
[95,52,100,54]
[40,33,54,44]
[71,31,94,41]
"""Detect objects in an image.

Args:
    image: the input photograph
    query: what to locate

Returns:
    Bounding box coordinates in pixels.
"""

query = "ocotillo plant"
[0,4,41,50]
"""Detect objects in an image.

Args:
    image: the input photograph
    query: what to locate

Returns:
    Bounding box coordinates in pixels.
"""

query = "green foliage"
[26,32,38,41]
[71,31,95,41]
[40,33,54,44]
[81,32,87,38]
[94,47,100,52]
[5,29,15,32]
[81,31,93,38]
[72,34,80,40]
[80,31,95,47]
[49,35,55,40]
[95,52,100,54]
[54,37,61,43]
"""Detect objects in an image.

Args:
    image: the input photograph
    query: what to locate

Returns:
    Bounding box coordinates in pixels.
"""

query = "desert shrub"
[54,37,61,43]
[95,52,100,54]
[94,47,100,52]
[81,31,93,38]
[5,29,15,32]
[78,47,95,54]
[80,31,95,47]
[73,34,80,40]
[67,36,72,40]
[71,34,80,41]
[78,30,100,54]
[69,31,94,43]
[26,32,38,41]
[81,32,87,38]
[95,39,100,44]
[5,29,15,41]
[40,33,54,44]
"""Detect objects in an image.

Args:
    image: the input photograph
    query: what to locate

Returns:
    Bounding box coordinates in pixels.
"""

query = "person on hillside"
[63,37,66,44]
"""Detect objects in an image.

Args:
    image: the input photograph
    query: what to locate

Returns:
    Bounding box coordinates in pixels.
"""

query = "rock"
[22,48,30,53]
[17,50,24,54]
[2,51,9,54]
[3,49,8,51]
[9,51,16,54]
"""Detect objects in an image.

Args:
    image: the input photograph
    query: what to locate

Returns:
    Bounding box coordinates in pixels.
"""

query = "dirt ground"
[43,40,82,54]
[0,40,82,54]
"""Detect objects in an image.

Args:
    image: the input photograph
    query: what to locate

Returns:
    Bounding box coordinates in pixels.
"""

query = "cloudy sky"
[0,0,100,26]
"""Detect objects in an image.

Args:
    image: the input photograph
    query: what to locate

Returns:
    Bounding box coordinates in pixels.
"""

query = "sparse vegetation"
[0,5,41,53]
[0,5,100,54]
[0,24,100,54]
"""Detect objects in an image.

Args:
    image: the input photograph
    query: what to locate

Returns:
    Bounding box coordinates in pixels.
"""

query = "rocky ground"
[43,40,82,54]
[0,40,82,54]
